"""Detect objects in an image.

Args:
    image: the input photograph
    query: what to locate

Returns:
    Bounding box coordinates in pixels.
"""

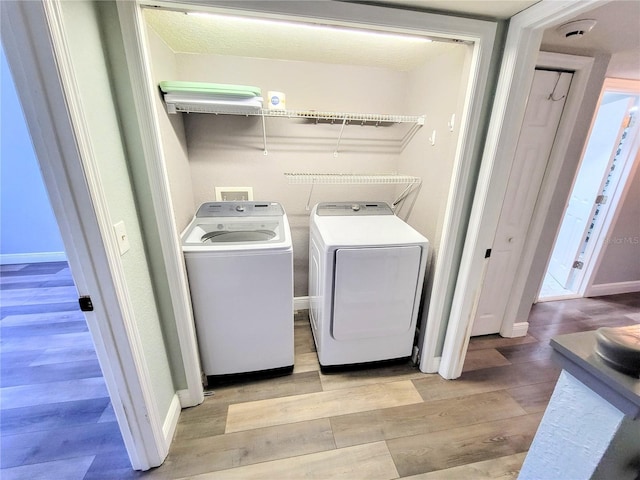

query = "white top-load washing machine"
[182,202,293,378]
[309,202,429,367]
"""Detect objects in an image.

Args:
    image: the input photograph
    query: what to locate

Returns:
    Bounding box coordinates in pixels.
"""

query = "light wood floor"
[1,262,639,479]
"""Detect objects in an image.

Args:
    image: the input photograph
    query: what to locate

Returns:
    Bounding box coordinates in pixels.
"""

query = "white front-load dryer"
[182,202,293,378]
[309,202,429,367]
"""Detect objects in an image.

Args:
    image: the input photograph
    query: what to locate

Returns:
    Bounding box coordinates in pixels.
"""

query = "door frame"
[439,0,602,379]
[1,1,169,470]
[469,67,575,337]
[119,0,499,376]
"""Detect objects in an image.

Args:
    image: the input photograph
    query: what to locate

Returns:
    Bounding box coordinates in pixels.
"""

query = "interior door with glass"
[547,96,633,289]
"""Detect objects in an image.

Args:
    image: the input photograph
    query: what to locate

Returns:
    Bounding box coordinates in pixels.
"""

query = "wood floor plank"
[294,322,316,354]
[0,398,111,436]
[146,419,335,479]
[330,390,527,448]
[225,380,422,433]
[208,370,322,405]
[1,357,102,387]
[174,398,228,441]
[507,381,557,413]
[412,360,560,403]
[495,342,554,364]
[462,348,511,372]
[0,456,95,480]
[467,334,537,351]
[0,310,85,327]
[1,421,126,469]
[386,413,542,477]
[0,331,93,353]
[401,452,527,479]
[177,441,398,480]
[319,360,426,391]
[0,377,108,410]
[293,351,320,373]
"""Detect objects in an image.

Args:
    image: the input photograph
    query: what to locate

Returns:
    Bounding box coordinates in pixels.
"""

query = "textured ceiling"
[143,8,462,72]
[374,0,539,19]
[541,1,640,80]
[144,1,639,79]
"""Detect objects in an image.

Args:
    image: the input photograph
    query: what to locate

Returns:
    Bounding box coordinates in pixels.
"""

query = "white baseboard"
[419,355,441,374]
[294,296,309,311]
[0,252,67,265]
[510,322,530,338]
[586,280,640,297]
[162,394,182,449]
[177,388,203,408]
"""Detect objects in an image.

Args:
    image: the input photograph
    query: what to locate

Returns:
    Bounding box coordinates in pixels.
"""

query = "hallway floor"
[0,262,138,479]
[1,262,638,479]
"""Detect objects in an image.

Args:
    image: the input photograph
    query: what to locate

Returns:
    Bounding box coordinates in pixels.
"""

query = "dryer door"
[332,245,421,340]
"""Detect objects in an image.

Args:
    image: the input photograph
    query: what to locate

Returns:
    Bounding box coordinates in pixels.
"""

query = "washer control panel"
[316,202,393,216]
[196,202,284,217]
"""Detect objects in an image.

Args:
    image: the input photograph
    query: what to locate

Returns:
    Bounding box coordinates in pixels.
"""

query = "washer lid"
[196,201,284,218]
[181,215,292,251]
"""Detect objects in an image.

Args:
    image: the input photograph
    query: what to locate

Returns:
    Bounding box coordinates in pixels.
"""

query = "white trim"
[44,1,168,467]
[1,0,172,469]
[0,252,67,265]
[162,394,182,448]
[116,1,204,409]
[585,281,640,297]
[439,0,603,380]
[502,322,530,339]
[537,293,582,303]
[177,388,193,406]
[124,0,497,379]
[498,52,594,337]
[294,296,310,311]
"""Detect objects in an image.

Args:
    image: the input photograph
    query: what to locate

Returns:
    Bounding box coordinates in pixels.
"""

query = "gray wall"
[60,1,177,419]
[593,158,640,285]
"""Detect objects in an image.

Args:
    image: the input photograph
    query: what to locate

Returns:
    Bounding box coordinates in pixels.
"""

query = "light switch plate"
[113,221,130,255]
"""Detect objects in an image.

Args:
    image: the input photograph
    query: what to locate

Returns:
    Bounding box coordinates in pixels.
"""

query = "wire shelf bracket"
[284,173,422,210]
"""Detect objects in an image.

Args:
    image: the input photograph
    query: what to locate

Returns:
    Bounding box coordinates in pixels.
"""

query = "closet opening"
[121,0,498,379]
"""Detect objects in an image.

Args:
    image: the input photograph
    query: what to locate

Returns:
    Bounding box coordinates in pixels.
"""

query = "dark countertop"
[551,330,640,418]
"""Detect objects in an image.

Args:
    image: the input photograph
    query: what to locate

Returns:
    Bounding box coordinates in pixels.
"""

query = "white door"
[547,97,633,288]
[471,70,572,336]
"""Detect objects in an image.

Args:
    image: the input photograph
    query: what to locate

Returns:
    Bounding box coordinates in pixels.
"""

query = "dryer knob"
[351,204,361,211]
[236,205,246,212]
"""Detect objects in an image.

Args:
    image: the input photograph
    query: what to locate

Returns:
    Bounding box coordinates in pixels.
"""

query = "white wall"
[60,1,176,419]
[0,45,65,264]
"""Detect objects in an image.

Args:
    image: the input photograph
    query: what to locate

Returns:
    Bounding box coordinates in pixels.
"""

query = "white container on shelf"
[268,91,286,110]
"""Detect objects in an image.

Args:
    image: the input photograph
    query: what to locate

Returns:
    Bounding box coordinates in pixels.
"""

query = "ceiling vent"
[556,19,597,39]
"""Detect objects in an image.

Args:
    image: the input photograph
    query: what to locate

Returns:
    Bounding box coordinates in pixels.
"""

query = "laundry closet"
[142,5,471,318]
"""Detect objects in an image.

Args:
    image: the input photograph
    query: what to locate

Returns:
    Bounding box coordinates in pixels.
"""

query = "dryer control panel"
[316,202,393,216]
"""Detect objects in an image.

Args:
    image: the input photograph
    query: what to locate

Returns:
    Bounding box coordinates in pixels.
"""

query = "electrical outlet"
[215,187,253,201]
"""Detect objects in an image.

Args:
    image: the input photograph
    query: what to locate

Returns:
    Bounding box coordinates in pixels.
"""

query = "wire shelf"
[267,110,425,125]
[284,173,422,185]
